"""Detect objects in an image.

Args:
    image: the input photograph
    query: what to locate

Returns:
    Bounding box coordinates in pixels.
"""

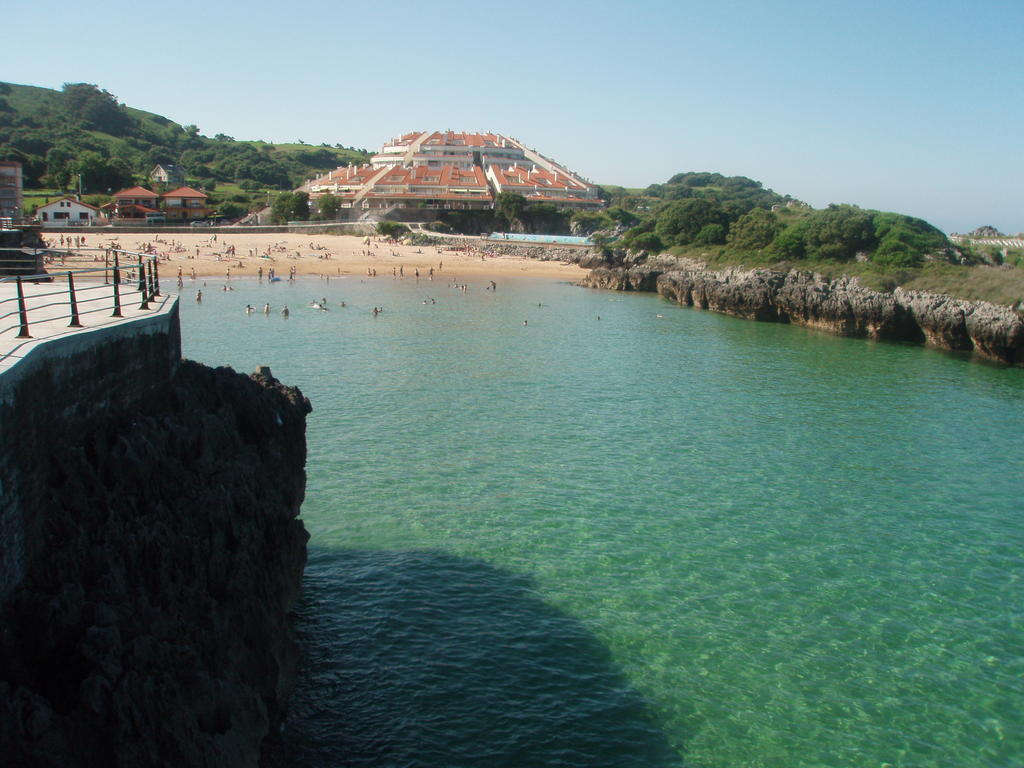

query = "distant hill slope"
[0,82,369,192]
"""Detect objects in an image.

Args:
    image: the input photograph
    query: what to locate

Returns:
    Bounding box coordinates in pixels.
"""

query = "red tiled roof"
[113,186,159,199]
[162,186,207,199]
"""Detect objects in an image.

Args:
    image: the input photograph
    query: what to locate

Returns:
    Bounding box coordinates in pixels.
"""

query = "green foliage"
[607,206,641,227]
[71,150,134,193]
[316,193,342,220]
[727,208,782,252]
[654,198,728,247]
[872,212,949,268]
[0,81,370,190]
[801,204,875,261]
[570,209,614,235]
[495,191,527,228]
[628,231,665,253]
[377,221,409,238]
[216,201,247,220]
[61,83,131,136]
[694,223,726,245]
[766,219,809,260]
[269,191,309,223]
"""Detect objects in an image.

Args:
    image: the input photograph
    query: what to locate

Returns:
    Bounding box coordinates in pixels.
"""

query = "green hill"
[0,82,369,195]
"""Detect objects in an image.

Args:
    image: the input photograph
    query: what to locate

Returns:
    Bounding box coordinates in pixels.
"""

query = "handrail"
[0,248,165,362]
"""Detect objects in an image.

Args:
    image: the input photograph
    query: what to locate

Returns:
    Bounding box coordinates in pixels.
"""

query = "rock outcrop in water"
[0,360,311,767]
[580,256,1024,365]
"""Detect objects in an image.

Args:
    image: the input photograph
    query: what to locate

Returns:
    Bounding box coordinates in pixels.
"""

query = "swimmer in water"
[281,306,290,318]
[196,290,202,303]
[263,303,271,315]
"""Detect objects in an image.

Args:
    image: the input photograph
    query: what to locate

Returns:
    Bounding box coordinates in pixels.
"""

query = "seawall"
[0,299,311,766]
[580,257,1024,366]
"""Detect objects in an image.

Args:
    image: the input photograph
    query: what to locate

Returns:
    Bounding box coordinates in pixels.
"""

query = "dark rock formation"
[0,360,311,767]
[580,259,1024,365]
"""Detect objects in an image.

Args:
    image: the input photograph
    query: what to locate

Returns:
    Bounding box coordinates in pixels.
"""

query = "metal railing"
[0,247,162,347]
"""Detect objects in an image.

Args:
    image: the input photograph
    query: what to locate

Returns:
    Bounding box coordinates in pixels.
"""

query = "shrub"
[377,221,409,238]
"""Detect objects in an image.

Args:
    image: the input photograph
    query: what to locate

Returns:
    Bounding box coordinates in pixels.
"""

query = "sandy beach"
[44,231,587,283]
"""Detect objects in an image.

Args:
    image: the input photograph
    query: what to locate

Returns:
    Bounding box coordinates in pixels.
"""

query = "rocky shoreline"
[572,253,1024,366]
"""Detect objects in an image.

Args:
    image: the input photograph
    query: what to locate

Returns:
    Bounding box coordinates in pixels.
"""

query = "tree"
[802,204,875,261]
[653,198,727,247]
[377,221,408,238]
[628,231,664,254]
[727,208,782,252]
[694,223,726,245]
[316,193,342,220]
[291,191,310,221]
[70,151,134,193]
[61,83,131,135]
[217,201,247,221]
[495,192,526,230]
[270,192,296,224]
[44,144,75,189]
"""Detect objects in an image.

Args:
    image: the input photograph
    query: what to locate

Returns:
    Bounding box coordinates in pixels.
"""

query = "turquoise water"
[487,233,594,245]
[178,273,1024,768]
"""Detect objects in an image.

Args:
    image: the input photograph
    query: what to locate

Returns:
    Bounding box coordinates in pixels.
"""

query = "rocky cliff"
[0,359,311,767]
[581,257,1024,366]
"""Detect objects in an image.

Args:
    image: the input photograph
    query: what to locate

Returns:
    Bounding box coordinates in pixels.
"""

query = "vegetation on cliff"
[590,173,1023,306]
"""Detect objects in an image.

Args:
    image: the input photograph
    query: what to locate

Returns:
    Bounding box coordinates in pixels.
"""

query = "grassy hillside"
[0,82,368,199]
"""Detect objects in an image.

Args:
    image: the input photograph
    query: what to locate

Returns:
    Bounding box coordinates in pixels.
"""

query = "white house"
[36,197,105,227]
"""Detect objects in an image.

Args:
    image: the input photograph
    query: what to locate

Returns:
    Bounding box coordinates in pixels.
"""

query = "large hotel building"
[306,131,602,213]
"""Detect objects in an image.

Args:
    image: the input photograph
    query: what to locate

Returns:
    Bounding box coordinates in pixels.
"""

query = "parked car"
[190,219,212,227]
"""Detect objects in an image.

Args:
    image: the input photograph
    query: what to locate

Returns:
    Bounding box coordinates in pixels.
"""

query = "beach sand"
[46,231,586,282]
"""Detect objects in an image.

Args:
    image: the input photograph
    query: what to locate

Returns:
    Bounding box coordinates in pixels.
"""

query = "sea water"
[178,273,1023,768]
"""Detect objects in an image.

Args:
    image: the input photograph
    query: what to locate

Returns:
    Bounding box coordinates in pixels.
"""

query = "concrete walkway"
[0,276,177,375]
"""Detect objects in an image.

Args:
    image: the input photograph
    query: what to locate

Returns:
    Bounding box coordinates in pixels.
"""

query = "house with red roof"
[161,186,211,222]
[107,186,163,223]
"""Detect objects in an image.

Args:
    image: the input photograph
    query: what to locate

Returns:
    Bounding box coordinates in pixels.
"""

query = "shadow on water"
[284,547,684,768]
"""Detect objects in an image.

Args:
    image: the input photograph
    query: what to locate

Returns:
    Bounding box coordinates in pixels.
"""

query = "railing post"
[152,257,161,296]
[112,250,123,317]
[146,259,156,300]
[16,276,31,338]
[67,271,82,327]
[139,256,151,310]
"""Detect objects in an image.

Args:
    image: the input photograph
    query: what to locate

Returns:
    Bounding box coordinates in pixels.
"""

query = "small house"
[36,197,105,227]
[110,186,162,222]
[161,186,211,222]
[150,164,186,187]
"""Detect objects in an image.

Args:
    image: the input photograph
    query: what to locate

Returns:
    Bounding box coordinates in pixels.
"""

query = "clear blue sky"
[6,0,1022,233]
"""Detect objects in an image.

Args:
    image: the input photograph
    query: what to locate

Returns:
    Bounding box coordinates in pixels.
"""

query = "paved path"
[0,277,176,374]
